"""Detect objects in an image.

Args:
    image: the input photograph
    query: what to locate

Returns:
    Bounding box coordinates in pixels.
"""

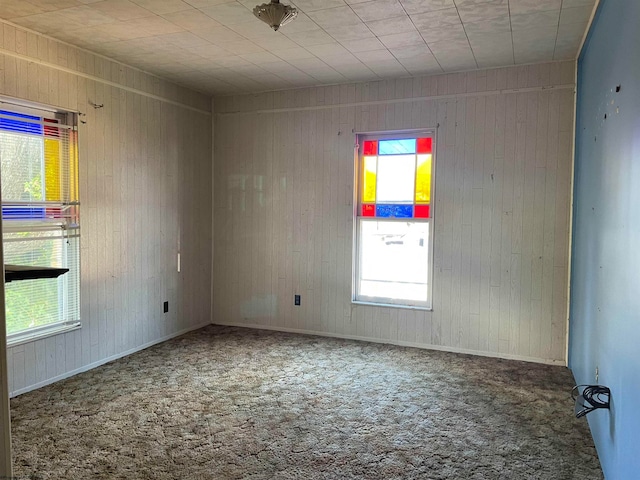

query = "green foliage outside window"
[1,131,62,335]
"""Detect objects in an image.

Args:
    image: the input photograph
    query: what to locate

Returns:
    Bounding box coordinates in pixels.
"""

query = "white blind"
[0,106,80,338]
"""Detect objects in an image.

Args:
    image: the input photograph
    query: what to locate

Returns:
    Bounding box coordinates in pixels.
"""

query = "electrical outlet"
[595,366,599,383]
[294,295,301,306]
[164,301,169,313]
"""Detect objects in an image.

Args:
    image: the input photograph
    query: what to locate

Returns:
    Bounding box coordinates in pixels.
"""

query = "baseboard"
[10,322,212,397]
[213,322,567,366]
[10,319,565,398]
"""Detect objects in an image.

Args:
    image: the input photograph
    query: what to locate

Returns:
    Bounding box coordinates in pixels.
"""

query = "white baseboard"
[10,319,565,398]
[213,322,567,366]
[10,322,212,398]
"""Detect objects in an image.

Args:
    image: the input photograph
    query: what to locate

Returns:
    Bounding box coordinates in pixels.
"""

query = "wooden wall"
[213,61,575,364]
[0,227,11,478]
[0,20,213,396]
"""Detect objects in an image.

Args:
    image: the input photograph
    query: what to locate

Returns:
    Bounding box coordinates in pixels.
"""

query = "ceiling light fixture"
[253,0,298,32]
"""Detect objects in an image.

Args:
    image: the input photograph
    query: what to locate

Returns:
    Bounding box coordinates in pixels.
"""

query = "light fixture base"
[253,0,298,31]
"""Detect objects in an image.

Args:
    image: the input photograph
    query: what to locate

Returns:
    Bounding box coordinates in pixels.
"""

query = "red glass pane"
[415,204,430,218]
[363,140,378,156]
[45,207,63,219]
[417,138,432,154]
[44,118,60,138]
[362,204,375,216]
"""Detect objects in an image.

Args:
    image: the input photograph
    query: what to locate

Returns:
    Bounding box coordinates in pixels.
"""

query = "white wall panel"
[0,207,11,477]
[0,21,213,396]
[213,61,575,364]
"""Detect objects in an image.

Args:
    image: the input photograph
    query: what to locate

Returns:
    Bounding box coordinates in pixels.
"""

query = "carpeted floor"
[10,325,602,479]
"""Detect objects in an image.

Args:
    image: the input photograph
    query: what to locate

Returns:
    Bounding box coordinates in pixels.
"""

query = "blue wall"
[570,0,640,477]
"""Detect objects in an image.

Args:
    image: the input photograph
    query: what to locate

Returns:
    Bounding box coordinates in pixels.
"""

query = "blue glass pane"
[0,110,40,121]
[0,110,43,135]
[378,139,416,155]
[2,207,46,220]
[375,204,413,218]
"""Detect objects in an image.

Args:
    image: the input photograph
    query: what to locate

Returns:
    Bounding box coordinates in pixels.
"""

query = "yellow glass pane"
[44,138,61,201]
[362,155,377,203]
[69,130,78,202]
[415,154,432,204]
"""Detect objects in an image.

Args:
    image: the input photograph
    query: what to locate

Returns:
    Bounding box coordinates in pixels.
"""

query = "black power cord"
[572,385,611,418]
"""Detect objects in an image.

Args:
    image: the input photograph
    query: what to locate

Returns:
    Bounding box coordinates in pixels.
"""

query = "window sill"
[7,322,81,348]
[352,300,433,312]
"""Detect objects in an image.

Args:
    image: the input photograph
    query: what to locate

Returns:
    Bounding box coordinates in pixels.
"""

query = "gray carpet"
[10,325,602,479]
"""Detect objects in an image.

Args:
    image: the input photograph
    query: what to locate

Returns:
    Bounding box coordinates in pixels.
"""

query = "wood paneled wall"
[0,230,11,478]
[0,20,213,396]
[213,61,575,364]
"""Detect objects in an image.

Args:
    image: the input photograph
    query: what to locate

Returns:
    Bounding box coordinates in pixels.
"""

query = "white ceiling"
[0,0,595,96]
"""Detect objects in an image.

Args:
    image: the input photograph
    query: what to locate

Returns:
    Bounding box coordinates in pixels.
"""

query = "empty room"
[0,0,637,478]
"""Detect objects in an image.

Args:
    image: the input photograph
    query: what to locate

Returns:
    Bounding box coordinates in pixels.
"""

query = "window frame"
[352,130,436,311]
[0,98,81,346]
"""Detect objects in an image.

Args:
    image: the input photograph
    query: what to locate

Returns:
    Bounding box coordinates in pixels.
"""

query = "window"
[0,103,80,343]
[354,132,434,309]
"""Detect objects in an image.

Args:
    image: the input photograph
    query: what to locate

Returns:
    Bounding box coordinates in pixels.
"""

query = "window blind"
[0,106,80,340]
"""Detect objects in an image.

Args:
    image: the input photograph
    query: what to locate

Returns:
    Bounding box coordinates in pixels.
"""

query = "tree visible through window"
[354,133,434,308]
[0,105,80,340]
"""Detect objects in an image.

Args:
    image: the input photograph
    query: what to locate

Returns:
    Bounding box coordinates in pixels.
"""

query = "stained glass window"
[358,137,434,220]
[0,111,73,220]
[355,134,435,308]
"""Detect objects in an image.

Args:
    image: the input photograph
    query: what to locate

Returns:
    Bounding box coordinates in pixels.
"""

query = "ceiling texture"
[0,0,596,96]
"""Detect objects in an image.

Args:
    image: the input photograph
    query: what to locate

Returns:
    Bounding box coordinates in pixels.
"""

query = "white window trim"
[7,321,81,348]
[351,129,436,310]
